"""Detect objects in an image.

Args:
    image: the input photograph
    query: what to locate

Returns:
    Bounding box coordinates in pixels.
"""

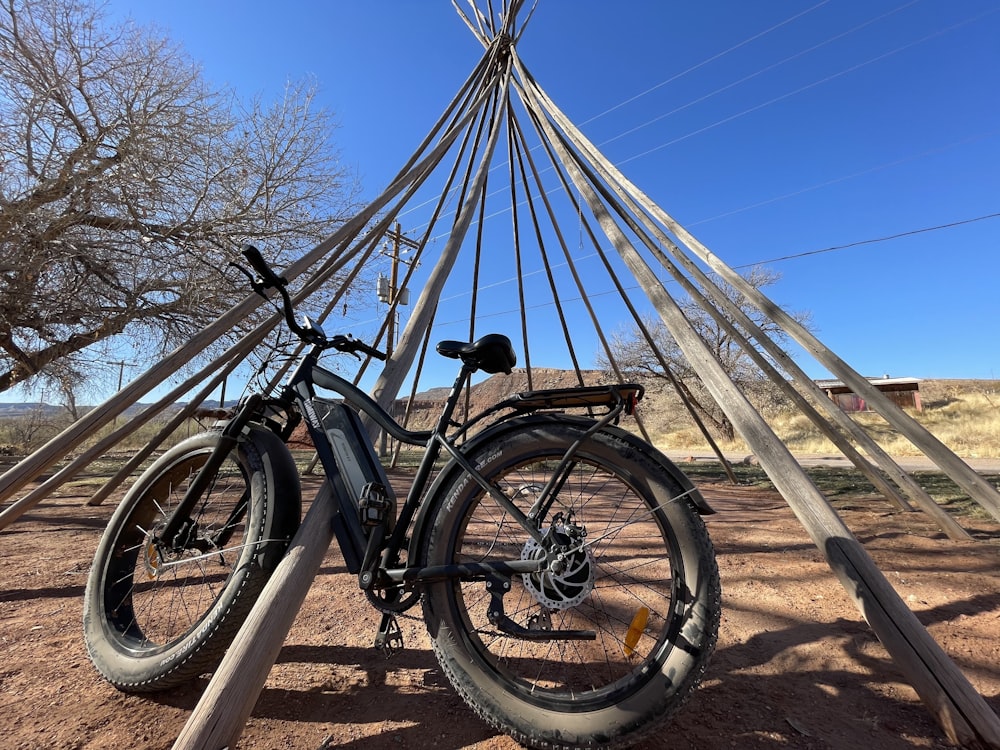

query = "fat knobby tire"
[83,427,299,691]
[422,417,721,750]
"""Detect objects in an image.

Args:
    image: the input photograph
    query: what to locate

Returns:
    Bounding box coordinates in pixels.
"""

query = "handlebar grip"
[241,244,285,286]
[331,335,387,361]
[362,343,387,361]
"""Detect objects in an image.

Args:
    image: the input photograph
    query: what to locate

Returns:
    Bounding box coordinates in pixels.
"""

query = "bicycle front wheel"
[83,427,299,691]
[422,418,720,750]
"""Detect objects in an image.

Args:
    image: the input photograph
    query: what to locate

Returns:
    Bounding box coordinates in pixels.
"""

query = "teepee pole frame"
[515,52,998,746]
[515,65,973,537]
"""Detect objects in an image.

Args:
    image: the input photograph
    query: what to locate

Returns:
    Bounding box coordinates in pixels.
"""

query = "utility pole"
[376,222,418,457]
[109,360,132,429]
[378,222,419,358]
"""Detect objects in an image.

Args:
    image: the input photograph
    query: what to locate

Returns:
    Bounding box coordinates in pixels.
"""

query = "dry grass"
[646,378,1000,459]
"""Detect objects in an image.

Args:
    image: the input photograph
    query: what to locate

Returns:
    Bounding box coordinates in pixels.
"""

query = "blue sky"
[102,0,1000,394]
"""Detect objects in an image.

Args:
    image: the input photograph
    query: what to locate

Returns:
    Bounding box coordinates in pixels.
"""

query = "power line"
[595,0,921,151]
[745,211,1000,268]
[424,210,1000,330]
[403,5,997,242]
[616,6,1000,168]
[579,1,832,126]
[687,130,1000,228]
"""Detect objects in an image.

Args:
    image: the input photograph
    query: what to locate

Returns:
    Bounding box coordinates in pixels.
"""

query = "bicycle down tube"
[289,353,550,588]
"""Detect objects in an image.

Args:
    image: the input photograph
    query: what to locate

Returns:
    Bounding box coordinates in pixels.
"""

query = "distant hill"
[0,399,240,419]
[385,368,608,432]
[0,403,57,417]
[3,378,994,423]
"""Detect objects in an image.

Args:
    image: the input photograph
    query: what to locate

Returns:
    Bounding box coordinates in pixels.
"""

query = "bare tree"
[603,266,809,441]
[0,0,362,395]
[0,401,59,452]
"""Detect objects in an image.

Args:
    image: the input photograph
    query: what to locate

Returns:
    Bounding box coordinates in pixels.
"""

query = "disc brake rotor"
[520,520,595,610]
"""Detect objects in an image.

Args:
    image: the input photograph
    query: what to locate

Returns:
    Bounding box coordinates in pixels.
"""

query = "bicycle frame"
[155,248,659,612]
[281,340,648,599]
[288,344,539,587]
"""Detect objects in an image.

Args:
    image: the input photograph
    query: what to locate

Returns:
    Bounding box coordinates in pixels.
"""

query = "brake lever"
[330,334,385,361]
[228,261,270,299]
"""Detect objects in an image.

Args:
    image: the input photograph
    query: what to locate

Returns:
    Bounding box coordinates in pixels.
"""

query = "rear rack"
[456,383,644,439]
[508,384,643,413]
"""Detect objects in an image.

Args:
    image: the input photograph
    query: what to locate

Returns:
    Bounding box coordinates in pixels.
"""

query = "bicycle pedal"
[373,613,403,658]
[359,483,391,527]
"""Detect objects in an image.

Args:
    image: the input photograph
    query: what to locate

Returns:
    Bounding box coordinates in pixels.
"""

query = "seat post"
[433,363,477,435]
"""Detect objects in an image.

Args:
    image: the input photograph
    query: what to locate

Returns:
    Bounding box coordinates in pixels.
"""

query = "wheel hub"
[520,515,594,610]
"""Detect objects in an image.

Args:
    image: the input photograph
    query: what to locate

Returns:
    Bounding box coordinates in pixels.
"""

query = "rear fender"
[406,415,714,567]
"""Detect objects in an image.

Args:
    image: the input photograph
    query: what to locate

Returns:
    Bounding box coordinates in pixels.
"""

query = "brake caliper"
[520,512,595,610]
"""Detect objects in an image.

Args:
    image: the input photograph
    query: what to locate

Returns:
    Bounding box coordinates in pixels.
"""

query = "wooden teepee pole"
[516,59,1000,747]
[172,482,338,750]
[527,69,1000,522]
[368,48,514,422]
[517,68,971,537]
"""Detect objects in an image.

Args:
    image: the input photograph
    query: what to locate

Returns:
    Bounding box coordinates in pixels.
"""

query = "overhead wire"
[361,4,1000,345]
[427,209,1000,329]
[578,0,832,126]
[616,6,1000,167]
[393,0,837,225]
[595,0,922,150]
[399,2,996,263]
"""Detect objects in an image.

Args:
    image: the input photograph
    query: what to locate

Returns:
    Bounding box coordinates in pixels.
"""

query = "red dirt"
[1,471,998,750]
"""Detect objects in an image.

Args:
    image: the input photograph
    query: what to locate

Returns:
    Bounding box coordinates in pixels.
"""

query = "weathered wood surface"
[171,482,337,750]
[517,61,1000,748]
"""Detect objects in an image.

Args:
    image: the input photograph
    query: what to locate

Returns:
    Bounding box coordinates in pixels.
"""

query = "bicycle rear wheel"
[83,427,299,691]
[422,418,720,750]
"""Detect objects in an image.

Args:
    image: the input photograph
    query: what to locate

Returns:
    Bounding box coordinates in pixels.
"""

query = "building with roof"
[815,376,922,413]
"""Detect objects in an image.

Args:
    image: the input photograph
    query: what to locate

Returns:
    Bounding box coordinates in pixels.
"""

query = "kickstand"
[373,612,403,658]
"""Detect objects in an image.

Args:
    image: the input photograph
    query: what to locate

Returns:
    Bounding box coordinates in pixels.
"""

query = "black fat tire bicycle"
[83,245,721,749]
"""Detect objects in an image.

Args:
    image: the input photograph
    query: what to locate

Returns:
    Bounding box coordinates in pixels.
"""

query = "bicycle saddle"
[436,334,517,374]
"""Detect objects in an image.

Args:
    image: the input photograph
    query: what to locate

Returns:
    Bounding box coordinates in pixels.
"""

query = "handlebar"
[237,244,386,360]
[242,244,287,288]
[330,334,387,361]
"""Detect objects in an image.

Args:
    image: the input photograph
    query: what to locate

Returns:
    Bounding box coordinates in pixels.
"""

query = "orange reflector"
[623,605,650,657]
[145,543,160,580]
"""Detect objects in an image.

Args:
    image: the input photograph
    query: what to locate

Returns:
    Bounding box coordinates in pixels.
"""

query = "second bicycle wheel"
[422,417,720,750]
[83,426,299,691]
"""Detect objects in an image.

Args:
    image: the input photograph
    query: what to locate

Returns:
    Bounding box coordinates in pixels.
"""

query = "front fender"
[244,424,301,569]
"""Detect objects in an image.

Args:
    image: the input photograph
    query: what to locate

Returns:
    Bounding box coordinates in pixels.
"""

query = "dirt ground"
[1,469,998,750]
